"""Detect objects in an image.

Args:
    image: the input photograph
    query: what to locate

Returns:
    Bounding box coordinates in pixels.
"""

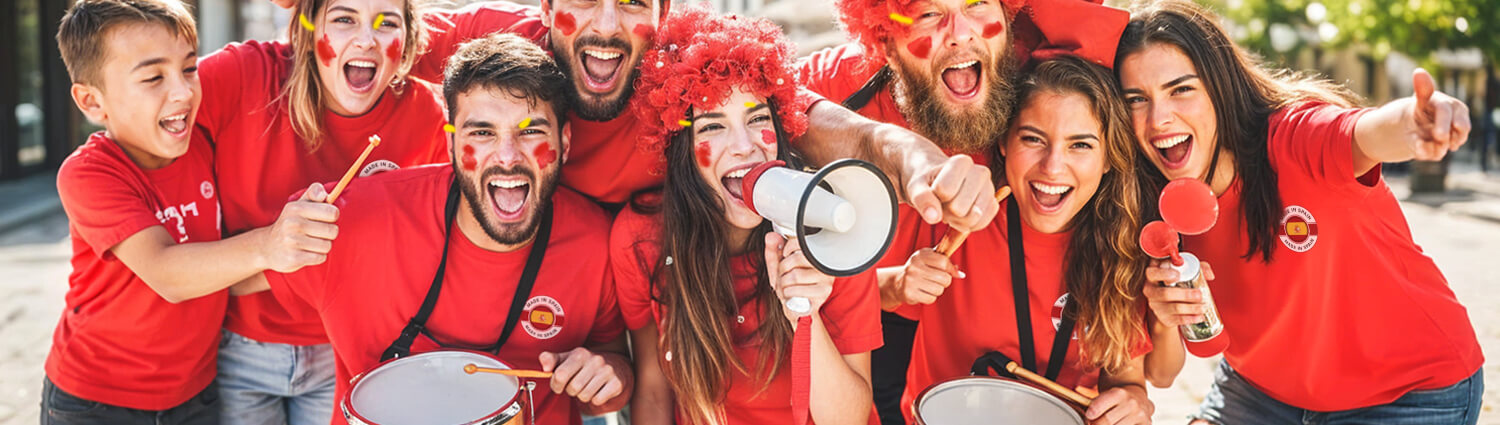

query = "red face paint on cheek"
[385,38,402,63]
[632,24,655,39]
[695,142,713,168]
[533,143,558,169]
[316,34,336,67]
[761,130,777,146]
[982,20,1005,39]
[906,36,932,59]
[554,12,577,36]
[460,145,477,171]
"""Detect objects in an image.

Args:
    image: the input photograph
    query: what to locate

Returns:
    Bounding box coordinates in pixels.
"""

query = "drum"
[343,350,532,425]
[912,376,1084,425]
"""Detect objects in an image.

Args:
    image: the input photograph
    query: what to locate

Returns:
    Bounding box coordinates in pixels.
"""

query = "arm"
[112,183,339,303]
[795,101,998,232]
[1086,356,1154,425]
[1142,312,1185,388]
[539,334,636,415]
[807,316,874,425]
[1351,68,1471,175]
[627,325,676,425]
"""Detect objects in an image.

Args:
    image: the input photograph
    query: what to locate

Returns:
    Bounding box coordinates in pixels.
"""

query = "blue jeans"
[41,376,219,425]
[1195,359,1483,425]
[216,330,336,425]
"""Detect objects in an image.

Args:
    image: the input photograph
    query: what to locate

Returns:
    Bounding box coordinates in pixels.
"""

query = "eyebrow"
[132,57,168,72]
[1018,125,1048,138]
[462,119,495,129]
[689,111,725,121]
[523,118,552,128]
[1066,133,1099,141]
[1162,74,1199,89]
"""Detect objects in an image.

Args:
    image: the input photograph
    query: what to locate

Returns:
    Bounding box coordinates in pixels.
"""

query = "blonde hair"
[280,0,428,150]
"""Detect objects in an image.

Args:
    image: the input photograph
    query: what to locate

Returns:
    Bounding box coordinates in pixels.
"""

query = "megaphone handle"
[933,186,1011,257]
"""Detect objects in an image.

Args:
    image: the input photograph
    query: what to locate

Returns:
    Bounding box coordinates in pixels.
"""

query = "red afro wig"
[631,4,812,161]
[834,0,1025,69]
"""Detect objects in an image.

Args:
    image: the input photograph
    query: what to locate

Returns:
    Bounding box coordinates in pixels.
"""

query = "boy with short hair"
[45,1,337,423]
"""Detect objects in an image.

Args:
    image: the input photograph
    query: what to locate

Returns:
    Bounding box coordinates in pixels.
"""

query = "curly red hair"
[631,4,812,161]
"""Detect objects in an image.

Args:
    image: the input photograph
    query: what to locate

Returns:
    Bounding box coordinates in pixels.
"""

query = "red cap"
[740,160,785,215]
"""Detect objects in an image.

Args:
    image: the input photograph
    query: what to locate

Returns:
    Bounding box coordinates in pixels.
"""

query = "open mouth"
[159,113,189,136]
[940,60,982,99]
[721,164,755,205]
[344,59,378,93]
[487,178,532,221]
[1029,181,1073,212]
[579,49,624,93]
[1152,134,1193,169]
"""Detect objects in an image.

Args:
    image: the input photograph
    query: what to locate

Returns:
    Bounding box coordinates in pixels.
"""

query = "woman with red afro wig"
[610,4,882,425]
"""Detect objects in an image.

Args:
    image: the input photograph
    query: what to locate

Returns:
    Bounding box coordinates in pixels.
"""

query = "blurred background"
[1,0,1496,423]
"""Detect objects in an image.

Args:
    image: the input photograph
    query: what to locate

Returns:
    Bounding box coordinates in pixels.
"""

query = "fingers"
[538,351,560,372]
[1143,260,1180,284]
[1085,388,1150,425]
[300,182,329,203]
[542,349,622,405]
[1142,284,1205,326]
[1412,68,1435,112]
[908,155,998,230]
[764,232,786,284]
[907,179,944,224]
[546,349,588,394]
[1201,261,1215,282]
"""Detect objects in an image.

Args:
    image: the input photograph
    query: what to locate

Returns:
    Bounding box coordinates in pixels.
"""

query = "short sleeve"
[263,250,333,314]
[197,42,263,140]
[796,44,878,105]
[822,271,884,355]
[609,208,662,331]
[57,157,165,258]
[1266,102,1377,196]
[412,2,548,83]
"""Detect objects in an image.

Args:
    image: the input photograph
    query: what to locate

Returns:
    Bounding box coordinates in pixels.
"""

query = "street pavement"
[1,172,1498,424]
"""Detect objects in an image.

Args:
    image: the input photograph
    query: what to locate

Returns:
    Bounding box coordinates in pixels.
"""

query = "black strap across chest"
[840,65,893,110]
[970,201,1075,381]
[380,178,553,361]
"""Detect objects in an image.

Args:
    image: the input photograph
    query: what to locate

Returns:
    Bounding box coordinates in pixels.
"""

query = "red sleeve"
[197,41,273,140]
[822,271,884,354]
[609,209,662,331]
[796,44,874,104]
[412,2,549,84]
[1266,103,1378,196]
[56,155,165,258]
[262,246,334,314]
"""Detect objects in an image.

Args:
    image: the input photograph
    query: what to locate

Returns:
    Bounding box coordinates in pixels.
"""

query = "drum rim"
[342,349,525,425]
[911,376,1085,425]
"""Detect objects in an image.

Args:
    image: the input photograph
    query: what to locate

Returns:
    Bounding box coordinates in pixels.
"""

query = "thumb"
[302,182,329,203]
[1412,68,1436,113]
[538,351,559,372]
[764,232,785,286]
[907,183,943,224]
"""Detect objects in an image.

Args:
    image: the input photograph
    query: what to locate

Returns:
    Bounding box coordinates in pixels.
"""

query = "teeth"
[725,168,749,179]
[162,114,186,121]
[488,180,527,189]
[1153,134,1190,149]
[1031,182,1071,195]
[948,60,978,70]
[348,60,377,68]
[583,50,622,60]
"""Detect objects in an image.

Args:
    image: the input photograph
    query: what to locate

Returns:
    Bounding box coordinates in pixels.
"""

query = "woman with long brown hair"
[1117,1,1482,423]
[192,0,447,422]
[885,55,1155,424]
[609,6,881,425]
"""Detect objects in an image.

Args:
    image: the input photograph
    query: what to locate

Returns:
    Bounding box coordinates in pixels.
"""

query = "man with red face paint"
[234,34,633,425]
[798,0,1127,422]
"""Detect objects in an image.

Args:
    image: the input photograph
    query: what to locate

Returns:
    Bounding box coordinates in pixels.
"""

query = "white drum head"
[916,378,1083,425]
[348,351,521,424]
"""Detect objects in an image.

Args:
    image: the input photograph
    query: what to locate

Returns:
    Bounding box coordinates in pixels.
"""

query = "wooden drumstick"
[1004,361,1093,408]
[326,135,381,204]
[462,363,553,379]
[934,186,1011,256]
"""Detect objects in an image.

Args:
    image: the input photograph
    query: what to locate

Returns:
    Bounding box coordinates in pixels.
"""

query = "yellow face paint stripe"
[518,118,532,129]
[443,124,456,133]
[299,13,316,31]
[889,13,913,25]
[745,102,758,108]
[678,119,693,127]
[373,13,386,30]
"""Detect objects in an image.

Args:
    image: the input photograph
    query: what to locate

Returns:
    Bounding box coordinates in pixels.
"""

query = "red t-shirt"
[412,3,669,204]
[609,206,884,424]
[47,132,227,410]
[264,164,626,425]
[197,40,451,345]
[1181,102,1484,410]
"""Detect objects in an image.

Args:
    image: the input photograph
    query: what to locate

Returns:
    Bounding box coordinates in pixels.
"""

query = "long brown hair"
[1115,0,1359,262]
[1001,56,1150,373]
[281,0,427,150]
[626,103,800,425]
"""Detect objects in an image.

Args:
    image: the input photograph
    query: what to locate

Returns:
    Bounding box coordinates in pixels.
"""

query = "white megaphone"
[742,159,898,314]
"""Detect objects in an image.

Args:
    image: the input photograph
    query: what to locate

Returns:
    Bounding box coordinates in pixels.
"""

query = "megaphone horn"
[742,159,899,313]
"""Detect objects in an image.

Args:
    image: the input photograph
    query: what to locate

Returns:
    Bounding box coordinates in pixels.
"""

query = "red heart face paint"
[385,38,402,63]
[533,142,558,169]
[906,36,932,59]
[554,12,577,36]
[632,24,655,39]
[695,142,713,168]
[982,20,1005,39]
[316,34,336,67]
[761,130,777,146]
[460,144,478,171]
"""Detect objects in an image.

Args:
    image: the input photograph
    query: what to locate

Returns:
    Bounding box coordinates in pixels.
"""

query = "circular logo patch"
[1278,205,1318,252]
[359,160,400,177]
[200,181,214,199]
[521,295,565,340]
[1051,293,1077,339]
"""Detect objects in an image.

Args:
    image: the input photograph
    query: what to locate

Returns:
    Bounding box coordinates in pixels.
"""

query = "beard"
[455,163,561,246]
[551,33,641,122]
[890,47,1018,154]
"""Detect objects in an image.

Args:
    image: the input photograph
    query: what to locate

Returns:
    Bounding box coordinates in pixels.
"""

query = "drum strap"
[1005,200,1076,381]
[380,177,554,361]
[840,65,893,110]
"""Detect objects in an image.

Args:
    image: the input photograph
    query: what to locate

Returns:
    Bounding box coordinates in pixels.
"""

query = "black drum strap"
[971,201,1075,381]
[840,65,893,110]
